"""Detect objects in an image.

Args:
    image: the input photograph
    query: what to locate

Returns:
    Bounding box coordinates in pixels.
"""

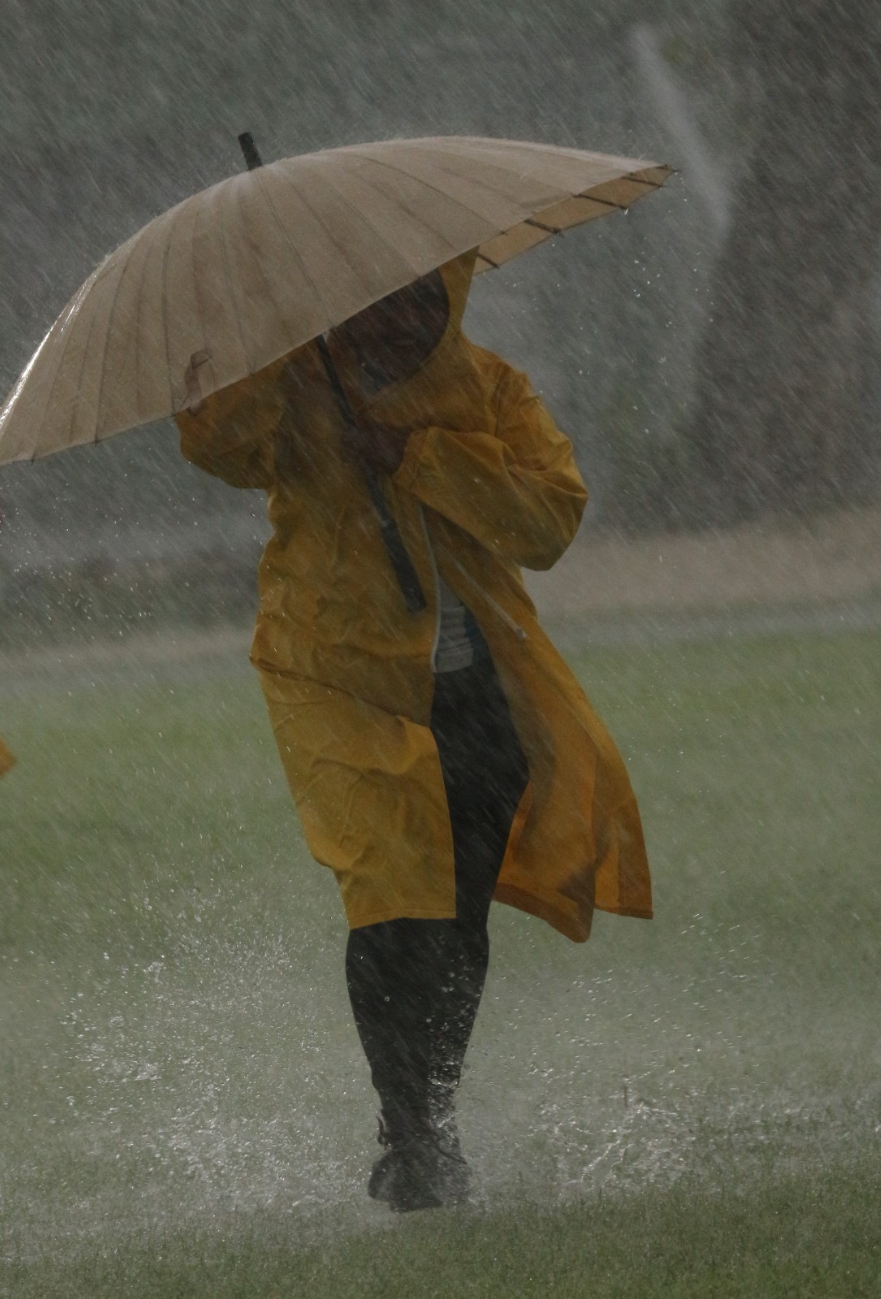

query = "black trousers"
[345,650,529,1131]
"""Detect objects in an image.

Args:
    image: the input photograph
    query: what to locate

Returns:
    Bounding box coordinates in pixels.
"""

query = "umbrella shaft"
[315,336,426,614]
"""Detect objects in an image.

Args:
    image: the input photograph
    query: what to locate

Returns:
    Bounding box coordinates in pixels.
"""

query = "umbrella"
[0,136,671,466]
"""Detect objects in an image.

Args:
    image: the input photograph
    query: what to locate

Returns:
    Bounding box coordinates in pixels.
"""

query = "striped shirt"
[434,575,486,673]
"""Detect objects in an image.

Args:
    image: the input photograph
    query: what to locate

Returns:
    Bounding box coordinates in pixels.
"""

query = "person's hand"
[341,420,412,475]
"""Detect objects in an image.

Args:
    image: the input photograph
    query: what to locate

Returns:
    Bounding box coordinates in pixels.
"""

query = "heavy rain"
[1,1,880,1295]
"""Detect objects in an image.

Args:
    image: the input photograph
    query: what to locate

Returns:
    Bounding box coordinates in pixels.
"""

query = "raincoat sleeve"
[175,359,287,490]
[392,359,588,571]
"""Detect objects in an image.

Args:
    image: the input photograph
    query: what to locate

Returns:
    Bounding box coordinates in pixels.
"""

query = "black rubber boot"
[368,1105,468,1213]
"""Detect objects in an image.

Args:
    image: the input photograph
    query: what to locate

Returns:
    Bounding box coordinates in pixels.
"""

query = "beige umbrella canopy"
[0,136,671,466]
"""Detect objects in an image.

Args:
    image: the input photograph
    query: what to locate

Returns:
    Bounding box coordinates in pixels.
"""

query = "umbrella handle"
[315,336,427,615]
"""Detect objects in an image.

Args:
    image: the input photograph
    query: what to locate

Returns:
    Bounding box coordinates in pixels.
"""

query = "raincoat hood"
[331,250,484,433]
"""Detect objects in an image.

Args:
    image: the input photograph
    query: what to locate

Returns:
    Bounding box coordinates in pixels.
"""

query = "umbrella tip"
[238,132,263,170]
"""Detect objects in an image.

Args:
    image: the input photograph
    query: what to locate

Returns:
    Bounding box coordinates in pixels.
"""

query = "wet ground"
[2,507,880,1292]
[2,613,880,1293]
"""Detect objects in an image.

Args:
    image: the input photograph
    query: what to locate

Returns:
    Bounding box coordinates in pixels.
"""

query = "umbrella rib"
[189,189,214,383]
[90,256,132,443]
[343,149,631,248]
[576,193,626,210]
[22,269,102,460]
[357,145,643,219]
[240,170,318,336]
[346,150,511,227]
[57,290,103,449]
[402,138,662,198]
[128,211,174,432]
[315,166,448,276]
[357,144,563,213]
[349,153,592,262]
[93,212,167,439]
[64,252,129,450]
[169,198,212,415]
[336,157,507,259]
[215,187,254,373]
[271,170,376,317]
[229,173,289,334]
[524,218,562,235]
[254,170,335,324]
[158,229,177,418]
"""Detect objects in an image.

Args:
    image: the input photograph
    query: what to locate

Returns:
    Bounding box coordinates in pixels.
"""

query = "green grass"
[2,627,880,1295]
[6,1165,881,1298]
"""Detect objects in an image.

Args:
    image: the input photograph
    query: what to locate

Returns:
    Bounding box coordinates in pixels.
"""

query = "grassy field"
[2,626,880,1296]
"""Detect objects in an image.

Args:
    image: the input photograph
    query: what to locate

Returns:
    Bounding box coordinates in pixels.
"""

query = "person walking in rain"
[177,249,651,1212]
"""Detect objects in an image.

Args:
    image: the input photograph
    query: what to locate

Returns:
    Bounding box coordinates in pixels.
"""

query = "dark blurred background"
[1,0,879,642]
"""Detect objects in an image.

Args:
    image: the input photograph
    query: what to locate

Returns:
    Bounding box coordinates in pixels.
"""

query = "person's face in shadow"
[336,270,449,389]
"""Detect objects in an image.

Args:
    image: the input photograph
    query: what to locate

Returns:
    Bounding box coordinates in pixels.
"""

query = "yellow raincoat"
[0,737,14,778]
[178,251,650,942]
